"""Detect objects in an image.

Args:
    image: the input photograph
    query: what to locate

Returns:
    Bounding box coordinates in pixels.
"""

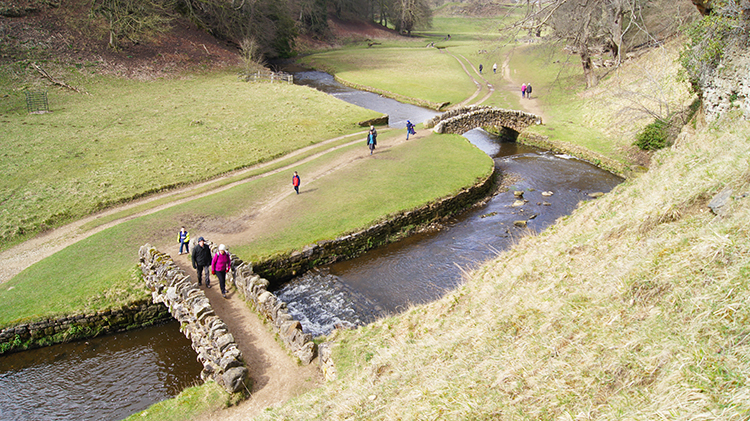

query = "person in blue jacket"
[367,130,377,155]
[406,120,416,140]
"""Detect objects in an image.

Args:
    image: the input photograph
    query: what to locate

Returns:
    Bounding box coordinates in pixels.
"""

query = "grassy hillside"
[249,86,750,421]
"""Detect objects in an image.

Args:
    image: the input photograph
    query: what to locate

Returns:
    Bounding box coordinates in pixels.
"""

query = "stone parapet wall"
[254,168,495,284]
[139,244,248,393]
[426,105,541,134]
[0,300,171,355]
[229,256,317,365]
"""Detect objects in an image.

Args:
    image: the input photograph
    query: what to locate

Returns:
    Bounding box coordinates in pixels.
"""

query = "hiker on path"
[369,125,378,144]
[526,83,533,99]
[367,130,377,155]
[479,64,483,74]
[406,120,416,140]
[192,237,212,288]
[212,244,232,298]
[493,63,497,74]
[178,226,190,255]
[292,171,300,194]
[521,83,527,98]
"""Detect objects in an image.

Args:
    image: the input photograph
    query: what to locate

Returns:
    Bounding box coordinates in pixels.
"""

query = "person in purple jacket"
[211,244,232,298]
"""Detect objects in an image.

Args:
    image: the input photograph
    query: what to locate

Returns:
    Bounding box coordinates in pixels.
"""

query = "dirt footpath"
[172,255,322,421]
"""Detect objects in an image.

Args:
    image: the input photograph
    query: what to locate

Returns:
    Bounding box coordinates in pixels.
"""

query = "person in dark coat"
[367,131,377,155]
[406,120,416,140]
[191,237,212,288]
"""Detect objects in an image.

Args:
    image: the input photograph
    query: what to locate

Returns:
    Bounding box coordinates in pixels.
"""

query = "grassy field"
[0,131,491,327]
[0,69,379,249]
[300,47,475,107]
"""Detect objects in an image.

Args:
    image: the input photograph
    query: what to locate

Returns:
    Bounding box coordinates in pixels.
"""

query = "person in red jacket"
[292,171,300,194]
[211,244,232,298]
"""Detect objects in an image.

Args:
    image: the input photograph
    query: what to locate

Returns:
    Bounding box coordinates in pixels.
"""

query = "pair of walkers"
[522,83,533,99]
[191,237,232,298]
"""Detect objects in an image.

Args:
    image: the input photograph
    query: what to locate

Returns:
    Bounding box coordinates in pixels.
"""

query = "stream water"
[0,69,623,419]
[0,321,201,421]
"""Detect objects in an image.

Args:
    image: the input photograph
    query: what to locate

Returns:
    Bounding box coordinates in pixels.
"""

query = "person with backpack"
[191,237,212,288]
[211,244,232,298]
[292,171,300,194]
[526,83,533,99]
[406,120,416,140]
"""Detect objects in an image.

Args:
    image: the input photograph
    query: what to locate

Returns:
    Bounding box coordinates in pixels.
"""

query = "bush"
[634,119,669,151]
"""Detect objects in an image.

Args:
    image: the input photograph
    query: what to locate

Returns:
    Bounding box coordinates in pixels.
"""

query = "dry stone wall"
[0,300,170,355]
[139,244,248,393]
[229,256,317,365]
[426,105,541,134]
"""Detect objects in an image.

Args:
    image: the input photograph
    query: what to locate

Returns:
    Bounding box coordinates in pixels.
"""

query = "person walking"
[367,130,377,155]
[191,237,212,288]
[526,83,533,99]
[211,244,232,298]
[521,83,527,98]
[406,120,416,140]
[292,171,300,194]
[479,64,483,74]
[492,63,497,74]
[177,226,190,255]
[369,125,378,144]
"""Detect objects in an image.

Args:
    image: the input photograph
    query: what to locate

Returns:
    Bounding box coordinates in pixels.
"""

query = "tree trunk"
[579,44,598,88]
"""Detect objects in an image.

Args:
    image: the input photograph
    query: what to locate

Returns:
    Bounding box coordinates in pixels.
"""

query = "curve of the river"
[275,71,623,336]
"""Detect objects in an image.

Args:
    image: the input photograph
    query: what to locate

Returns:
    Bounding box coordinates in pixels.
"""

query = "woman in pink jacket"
[211,244,232,298]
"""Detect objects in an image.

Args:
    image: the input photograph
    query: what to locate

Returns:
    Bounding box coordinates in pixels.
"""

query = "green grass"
[0,131,491,328]
[123,381,229,421]
[233,132,492,260]
[0,68,379,249]
[300,47,475,106]
[77,130,369,232]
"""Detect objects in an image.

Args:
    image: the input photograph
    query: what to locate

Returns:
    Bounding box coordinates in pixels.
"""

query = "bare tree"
[90,0,174,50]
[506,0,691,88]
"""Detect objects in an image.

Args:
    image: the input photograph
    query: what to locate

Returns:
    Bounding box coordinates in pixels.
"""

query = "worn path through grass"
[0,130,368,283]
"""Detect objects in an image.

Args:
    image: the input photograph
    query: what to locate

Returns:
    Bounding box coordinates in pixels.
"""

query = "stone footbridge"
[425,105,542,134]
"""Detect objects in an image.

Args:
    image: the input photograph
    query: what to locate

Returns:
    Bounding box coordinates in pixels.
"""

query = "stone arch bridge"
[425,105,542,135]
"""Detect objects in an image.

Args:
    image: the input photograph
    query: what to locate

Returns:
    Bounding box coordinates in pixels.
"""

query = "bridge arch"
[425,105,542,136]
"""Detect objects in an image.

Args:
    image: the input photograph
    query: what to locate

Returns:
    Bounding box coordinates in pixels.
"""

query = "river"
[274,71,624,336]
